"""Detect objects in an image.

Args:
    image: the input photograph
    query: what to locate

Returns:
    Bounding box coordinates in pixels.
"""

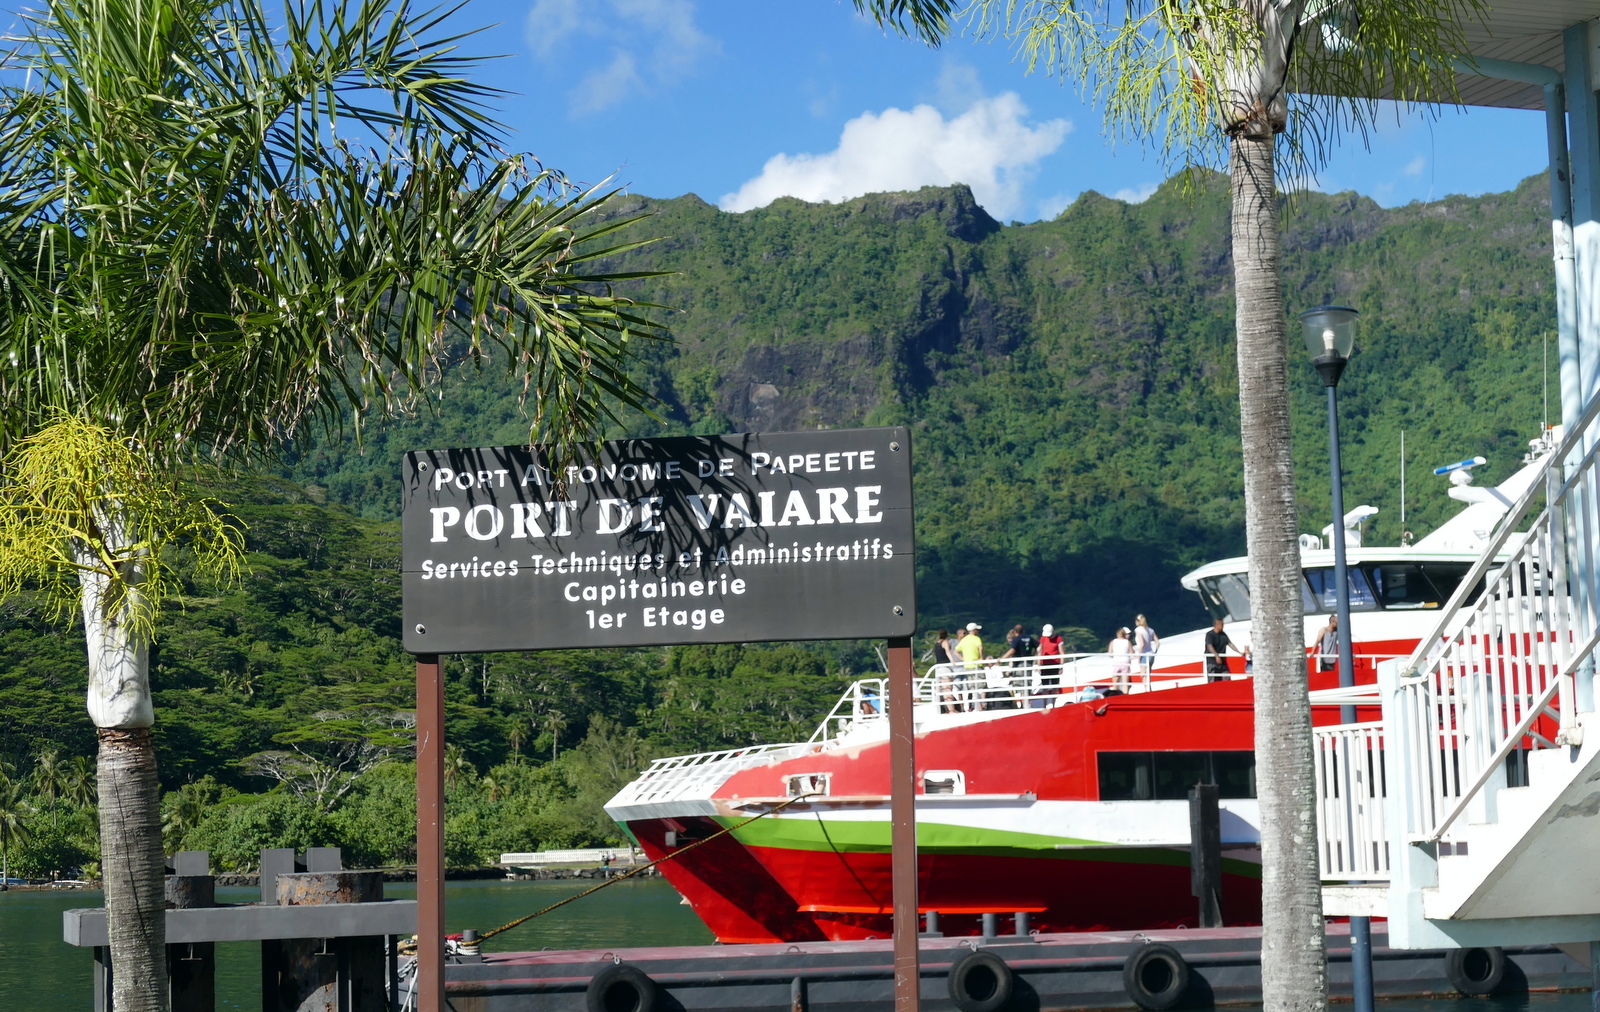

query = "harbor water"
[0,877,711,1008]
[3,879,1593,1010]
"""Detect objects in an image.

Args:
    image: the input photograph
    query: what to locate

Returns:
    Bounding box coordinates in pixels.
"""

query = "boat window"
[923,770,966,795]
[1303,567,1378,614]
[1097,751,1257,801]
[786,773,830,797]
[1196,573,1251,622]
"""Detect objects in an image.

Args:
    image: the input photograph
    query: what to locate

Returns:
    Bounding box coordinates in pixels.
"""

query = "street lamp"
[1300,304,1359,700]
[1301,304,1372,1012]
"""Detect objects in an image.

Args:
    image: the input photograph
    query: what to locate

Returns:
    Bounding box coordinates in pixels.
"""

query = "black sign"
[400,428,916,653]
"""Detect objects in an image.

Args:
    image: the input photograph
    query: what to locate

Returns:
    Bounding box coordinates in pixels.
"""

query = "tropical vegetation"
[0,171,1562,881]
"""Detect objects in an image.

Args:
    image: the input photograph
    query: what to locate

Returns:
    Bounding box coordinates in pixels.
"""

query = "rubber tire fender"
[586,963,658,1012]
[1122,942,1191,1011]
[1446,946,1506,997]
[947,948,1015,1012]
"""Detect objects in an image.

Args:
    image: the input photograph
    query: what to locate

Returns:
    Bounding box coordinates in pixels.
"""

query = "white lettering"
[597,498,633,535]
[816,488,853,524]
[509,502,544,538]
[697,459,716,477]
[433,467,454,491]
[778,490,815,526]
[430,507,460,543]
[464,504,504,541]
[856,485,883,523]
[637,496,664,532]
[688,494,722,530]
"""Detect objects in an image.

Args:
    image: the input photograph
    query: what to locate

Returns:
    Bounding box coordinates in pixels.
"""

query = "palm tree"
[0,1,663,1007]
[63,757,97,810]
[855,4,1483,1009]
[546,711,570,761]
[31,748,69,828]
[0,782,33,887]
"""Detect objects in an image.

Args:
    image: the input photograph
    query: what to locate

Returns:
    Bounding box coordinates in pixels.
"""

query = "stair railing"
[1390,394,1600,845]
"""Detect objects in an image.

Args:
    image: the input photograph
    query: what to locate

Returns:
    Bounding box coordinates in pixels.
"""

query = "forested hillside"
[0,173,1557,874]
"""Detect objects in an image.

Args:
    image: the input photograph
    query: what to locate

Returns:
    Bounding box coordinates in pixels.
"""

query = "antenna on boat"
[1400,431,1412,546]
[1544,330,1550,431]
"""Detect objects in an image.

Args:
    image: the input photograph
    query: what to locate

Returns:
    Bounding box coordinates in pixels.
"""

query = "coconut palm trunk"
[1231,131,1325,1012]
[80,535,168,1011]
[97,726,166,1012]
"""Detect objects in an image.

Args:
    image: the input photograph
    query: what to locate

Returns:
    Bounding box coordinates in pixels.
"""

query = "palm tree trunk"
[1230,132,1326,1012]
[98,726,168,1012]
[80,543,168,1012]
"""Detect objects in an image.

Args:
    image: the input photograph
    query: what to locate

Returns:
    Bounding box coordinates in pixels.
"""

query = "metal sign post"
[415,654,445,1012]
[888,636,919,1012]
[399,428,918,1012]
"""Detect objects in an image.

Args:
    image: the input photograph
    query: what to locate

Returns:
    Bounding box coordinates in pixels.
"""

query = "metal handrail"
[1424,625,1600,842]
[1403,392,1600,678]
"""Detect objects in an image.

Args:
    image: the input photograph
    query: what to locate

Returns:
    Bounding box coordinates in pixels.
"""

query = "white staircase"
[1318,394,1600,948]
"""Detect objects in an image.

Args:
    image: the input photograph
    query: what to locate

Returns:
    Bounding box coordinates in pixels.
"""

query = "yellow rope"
[477,791,820,943]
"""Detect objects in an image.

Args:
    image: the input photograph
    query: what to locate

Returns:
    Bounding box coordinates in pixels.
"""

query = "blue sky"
[455,1,1546,221]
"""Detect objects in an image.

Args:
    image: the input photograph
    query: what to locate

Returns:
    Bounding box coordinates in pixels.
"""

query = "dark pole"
[1325,381,1357,708]
[416,654,445,1012]
[888,636,920,1012]
[1320,358,1374,1012]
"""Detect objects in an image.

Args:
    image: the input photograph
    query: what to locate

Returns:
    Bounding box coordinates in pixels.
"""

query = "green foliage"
[185,793,338,873]
[0,0,667,458]
[0,174,1566,873]
[0,416,244,640]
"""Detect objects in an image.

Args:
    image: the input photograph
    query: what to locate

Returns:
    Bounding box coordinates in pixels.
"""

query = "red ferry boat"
[604,434,1554,942]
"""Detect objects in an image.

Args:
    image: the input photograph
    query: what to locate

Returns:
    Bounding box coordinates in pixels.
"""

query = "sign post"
[400,428,918,1012]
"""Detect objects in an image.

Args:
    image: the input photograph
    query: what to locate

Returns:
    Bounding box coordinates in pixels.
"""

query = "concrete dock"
[445,923,1590,1011]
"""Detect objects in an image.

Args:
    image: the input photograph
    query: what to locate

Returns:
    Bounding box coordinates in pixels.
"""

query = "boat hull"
[626,811,1262,943]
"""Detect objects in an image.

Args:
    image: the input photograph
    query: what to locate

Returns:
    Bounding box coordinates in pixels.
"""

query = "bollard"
[1189,783,1223,928]
[924,910,940,936]
[981,912,998,939]
[262,848,390,1012]
[1015,912,1029,937]
[167,850,216,1012]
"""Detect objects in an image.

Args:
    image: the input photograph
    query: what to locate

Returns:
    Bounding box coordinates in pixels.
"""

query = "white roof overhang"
[1299,2,1600,109]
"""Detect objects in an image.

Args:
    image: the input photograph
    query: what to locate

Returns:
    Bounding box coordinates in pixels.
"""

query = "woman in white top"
[1134,614,1160,685]
[1109,627,1133,691]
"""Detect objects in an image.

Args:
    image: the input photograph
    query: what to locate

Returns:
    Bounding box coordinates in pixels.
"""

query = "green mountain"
[0,172,1559,872]
[289,171,1556,639]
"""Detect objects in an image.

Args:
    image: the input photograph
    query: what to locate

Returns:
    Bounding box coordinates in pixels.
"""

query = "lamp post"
[1301,304,1372,1012]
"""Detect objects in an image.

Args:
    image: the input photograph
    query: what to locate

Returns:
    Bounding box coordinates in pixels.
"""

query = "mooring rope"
[477,790,820,943]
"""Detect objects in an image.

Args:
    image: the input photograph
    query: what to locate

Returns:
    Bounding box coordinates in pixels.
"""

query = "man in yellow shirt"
[957,622,984,666]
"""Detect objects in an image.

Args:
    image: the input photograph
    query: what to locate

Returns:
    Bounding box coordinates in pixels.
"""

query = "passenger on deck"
[1035,624,1065,703]
[933,630,958,713]
[1134,615,1160,680]
[1205,619,1246,681]
[956,623,985,711]
[1311,614,1340,673]
[1109,627,1133,691]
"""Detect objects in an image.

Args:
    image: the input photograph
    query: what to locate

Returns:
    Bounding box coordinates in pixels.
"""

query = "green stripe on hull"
[718,816,1262,878]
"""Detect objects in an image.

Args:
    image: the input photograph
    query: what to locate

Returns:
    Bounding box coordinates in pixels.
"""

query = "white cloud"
[572,51,642,115]
[934,60,984,114]
[1112,182,1158,204]
[719,94,1070,220]
[1037,193,1073,220]
[526,0,718,113]
[1403,155,1426,177]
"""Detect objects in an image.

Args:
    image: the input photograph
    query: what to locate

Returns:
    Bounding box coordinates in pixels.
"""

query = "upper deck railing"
[807,650,1408,742]
[1315,394,1600,882]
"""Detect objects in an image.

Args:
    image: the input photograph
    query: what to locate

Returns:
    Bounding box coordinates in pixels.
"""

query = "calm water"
[0,878,711,1009]
[3,882,1593,1011]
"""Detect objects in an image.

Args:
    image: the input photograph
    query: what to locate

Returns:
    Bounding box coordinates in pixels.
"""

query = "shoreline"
[3,865,654,891]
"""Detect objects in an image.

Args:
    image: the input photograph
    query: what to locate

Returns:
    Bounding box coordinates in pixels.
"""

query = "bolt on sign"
[401,428,916,653]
